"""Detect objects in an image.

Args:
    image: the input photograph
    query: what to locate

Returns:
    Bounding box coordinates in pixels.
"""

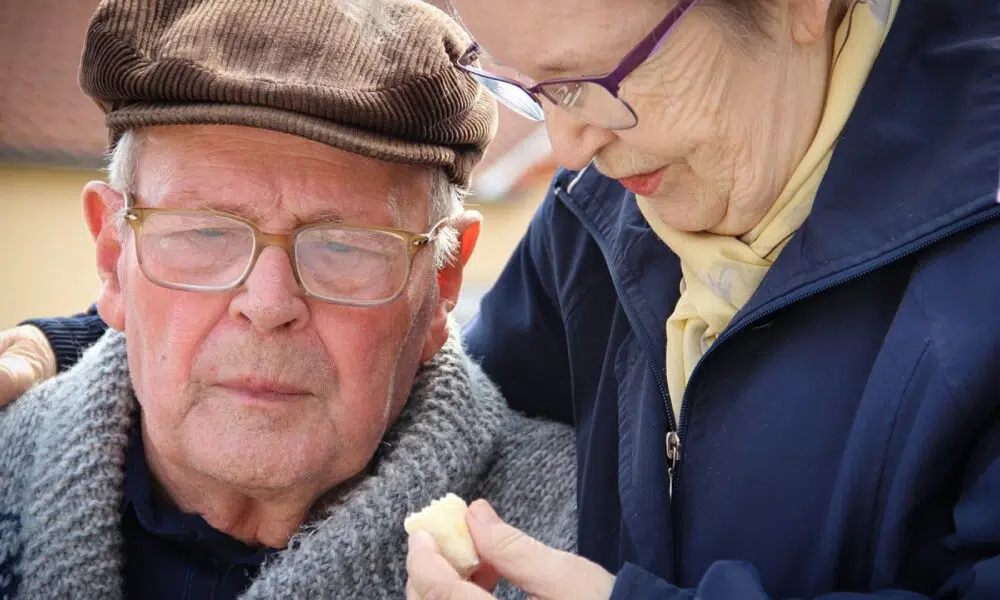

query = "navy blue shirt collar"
[122,423,275,563]
[121,419,278,599]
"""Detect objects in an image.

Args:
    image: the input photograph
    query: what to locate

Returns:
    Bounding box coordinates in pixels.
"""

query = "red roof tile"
[0,0,107,164]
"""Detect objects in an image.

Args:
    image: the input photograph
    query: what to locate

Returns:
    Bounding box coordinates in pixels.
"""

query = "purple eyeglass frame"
[455,0,698,128]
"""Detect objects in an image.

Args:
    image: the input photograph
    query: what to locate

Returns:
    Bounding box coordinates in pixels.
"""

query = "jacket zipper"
[666,431,681,499]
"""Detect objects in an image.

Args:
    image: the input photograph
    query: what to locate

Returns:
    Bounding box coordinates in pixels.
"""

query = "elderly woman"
[404,0,1000,598]
[3,0,999,598]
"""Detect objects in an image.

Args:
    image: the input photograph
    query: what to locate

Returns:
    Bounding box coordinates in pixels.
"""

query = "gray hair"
[107,129,463,269]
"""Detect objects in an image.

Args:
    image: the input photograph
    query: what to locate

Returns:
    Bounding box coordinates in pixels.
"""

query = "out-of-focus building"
[0,0,555,328]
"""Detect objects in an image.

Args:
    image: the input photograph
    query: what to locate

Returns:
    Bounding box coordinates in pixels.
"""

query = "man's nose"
[543,107,618,171]
[229,247,310,334]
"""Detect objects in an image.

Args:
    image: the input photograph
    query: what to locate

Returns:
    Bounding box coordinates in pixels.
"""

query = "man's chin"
[179,414,344,492]
[189,435,339,494]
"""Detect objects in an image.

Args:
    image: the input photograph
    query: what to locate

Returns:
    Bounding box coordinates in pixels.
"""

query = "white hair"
[426,169,464,268]
[106,129,464,268]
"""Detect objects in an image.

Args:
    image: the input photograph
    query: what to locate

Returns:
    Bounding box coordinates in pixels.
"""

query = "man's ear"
[83,181,127,331]
[788,0,833,45]
[420,210,482,362]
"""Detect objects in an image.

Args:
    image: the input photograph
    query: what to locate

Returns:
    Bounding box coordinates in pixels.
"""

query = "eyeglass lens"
[136,212,414,304]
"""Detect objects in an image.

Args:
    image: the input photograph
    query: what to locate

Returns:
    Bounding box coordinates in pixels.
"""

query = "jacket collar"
[557,0,1000,338]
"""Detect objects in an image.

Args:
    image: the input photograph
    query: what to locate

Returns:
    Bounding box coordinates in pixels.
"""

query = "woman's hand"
[0,325,57,406]
[406,499,615,600]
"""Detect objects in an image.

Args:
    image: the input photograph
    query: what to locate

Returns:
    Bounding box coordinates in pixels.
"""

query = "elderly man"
[0,0,576,598]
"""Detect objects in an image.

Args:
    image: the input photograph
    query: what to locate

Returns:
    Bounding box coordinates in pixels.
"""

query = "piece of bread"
[404,493,481,577]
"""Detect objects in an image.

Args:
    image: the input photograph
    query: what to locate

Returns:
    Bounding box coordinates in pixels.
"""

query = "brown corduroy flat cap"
[79,0,498,186]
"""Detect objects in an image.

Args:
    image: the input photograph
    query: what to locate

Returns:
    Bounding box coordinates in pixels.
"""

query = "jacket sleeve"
[21,304,109,373]
[610,562,934,599]
[462,188,574,425]
[610,412,1000,600]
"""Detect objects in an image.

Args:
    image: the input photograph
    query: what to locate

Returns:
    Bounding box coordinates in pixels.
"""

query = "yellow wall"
[0,164,103,328]
[464,189,543,288]
[0,163,546,329]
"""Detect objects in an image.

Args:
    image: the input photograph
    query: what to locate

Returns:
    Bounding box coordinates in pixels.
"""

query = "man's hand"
[406,499,616,600]
[0,325,57,406]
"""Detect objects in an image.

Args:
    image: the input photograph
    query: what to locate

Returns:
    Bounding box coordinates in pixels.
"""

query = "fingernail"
[469,500,500,526]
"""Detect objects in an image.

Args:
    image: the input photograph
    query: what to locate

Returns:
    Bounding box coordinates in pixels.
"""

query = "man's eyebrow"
[167,196,348,226]
[178,198,263,222]
[203,204,351,226]
[308,214,347,224]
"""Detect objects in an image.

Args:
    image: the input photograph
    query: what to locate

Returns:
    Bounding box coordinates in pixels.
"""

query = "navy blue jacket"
[463,0,1000,597]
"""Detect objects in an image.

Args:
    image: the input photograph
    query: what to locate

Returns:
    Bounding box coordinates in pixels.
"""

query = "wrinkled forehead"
[130,125,431,226]
[449,0,667,79]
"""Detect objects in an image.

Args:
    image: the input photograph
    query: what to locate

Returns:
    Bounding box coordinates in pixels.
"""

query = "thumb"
[0,325,57,407]
[466,500,613,600]
[0,354,39,406]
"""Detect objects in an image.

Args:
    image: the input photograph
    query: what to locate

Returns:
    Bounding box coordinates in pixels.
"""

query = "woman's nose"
[542,106,618,171]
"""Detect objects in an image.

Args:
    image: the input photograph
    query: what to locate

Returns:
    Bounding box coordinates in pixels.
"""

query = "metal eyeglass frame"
[122,194,448,307]
[455,0,698,130]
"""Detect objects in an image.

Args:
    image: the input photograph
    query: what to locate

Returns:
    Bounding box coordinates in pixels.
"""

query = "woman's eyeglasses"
[455,0,697,130]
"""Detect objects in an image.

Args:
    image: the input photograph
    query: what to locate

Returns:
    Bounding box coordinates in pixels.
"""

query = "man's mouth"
[216,377,310,402]
[617,167,666,196]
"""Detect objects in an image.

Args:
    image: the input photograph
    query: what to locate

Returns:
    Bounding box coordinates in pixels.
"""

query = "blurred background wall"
[0,0,556,328]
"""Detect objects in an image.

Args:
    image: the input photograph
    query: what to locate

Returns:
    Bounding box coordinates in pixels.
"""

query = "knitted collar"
[19,329,508,599]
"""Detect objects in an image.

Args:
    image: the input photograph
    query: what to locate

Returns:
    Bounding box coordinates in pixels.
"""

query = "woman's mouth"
[618,167,666,196]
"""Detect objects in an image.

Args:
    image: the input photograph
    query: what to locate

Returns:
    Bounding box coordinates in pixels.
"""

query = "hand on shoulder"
[0,325,56,407]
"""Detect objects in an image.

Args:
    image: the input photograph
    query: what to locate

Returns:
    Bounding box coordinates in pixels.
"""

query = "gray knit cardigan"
[0,330,577,599]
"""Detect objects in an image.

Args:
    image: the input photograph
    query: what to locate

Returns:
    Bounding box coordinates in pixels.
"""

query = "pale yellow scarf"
[637,0,900,423]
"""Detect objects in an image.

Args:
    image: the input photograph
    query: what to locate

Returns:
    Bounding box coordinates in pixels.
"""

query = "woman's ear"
[420,210,482,362]
[83,181,127,331]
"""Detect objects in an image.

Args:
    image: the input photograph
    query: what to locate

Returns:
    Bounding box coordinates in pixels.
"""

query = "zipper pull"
[666,431,682,499]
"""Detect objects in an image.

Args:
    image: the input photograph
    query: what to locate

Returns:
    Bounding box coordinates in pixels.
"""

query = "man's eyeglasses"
[123,195,446,307]
[455,0,697,130]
